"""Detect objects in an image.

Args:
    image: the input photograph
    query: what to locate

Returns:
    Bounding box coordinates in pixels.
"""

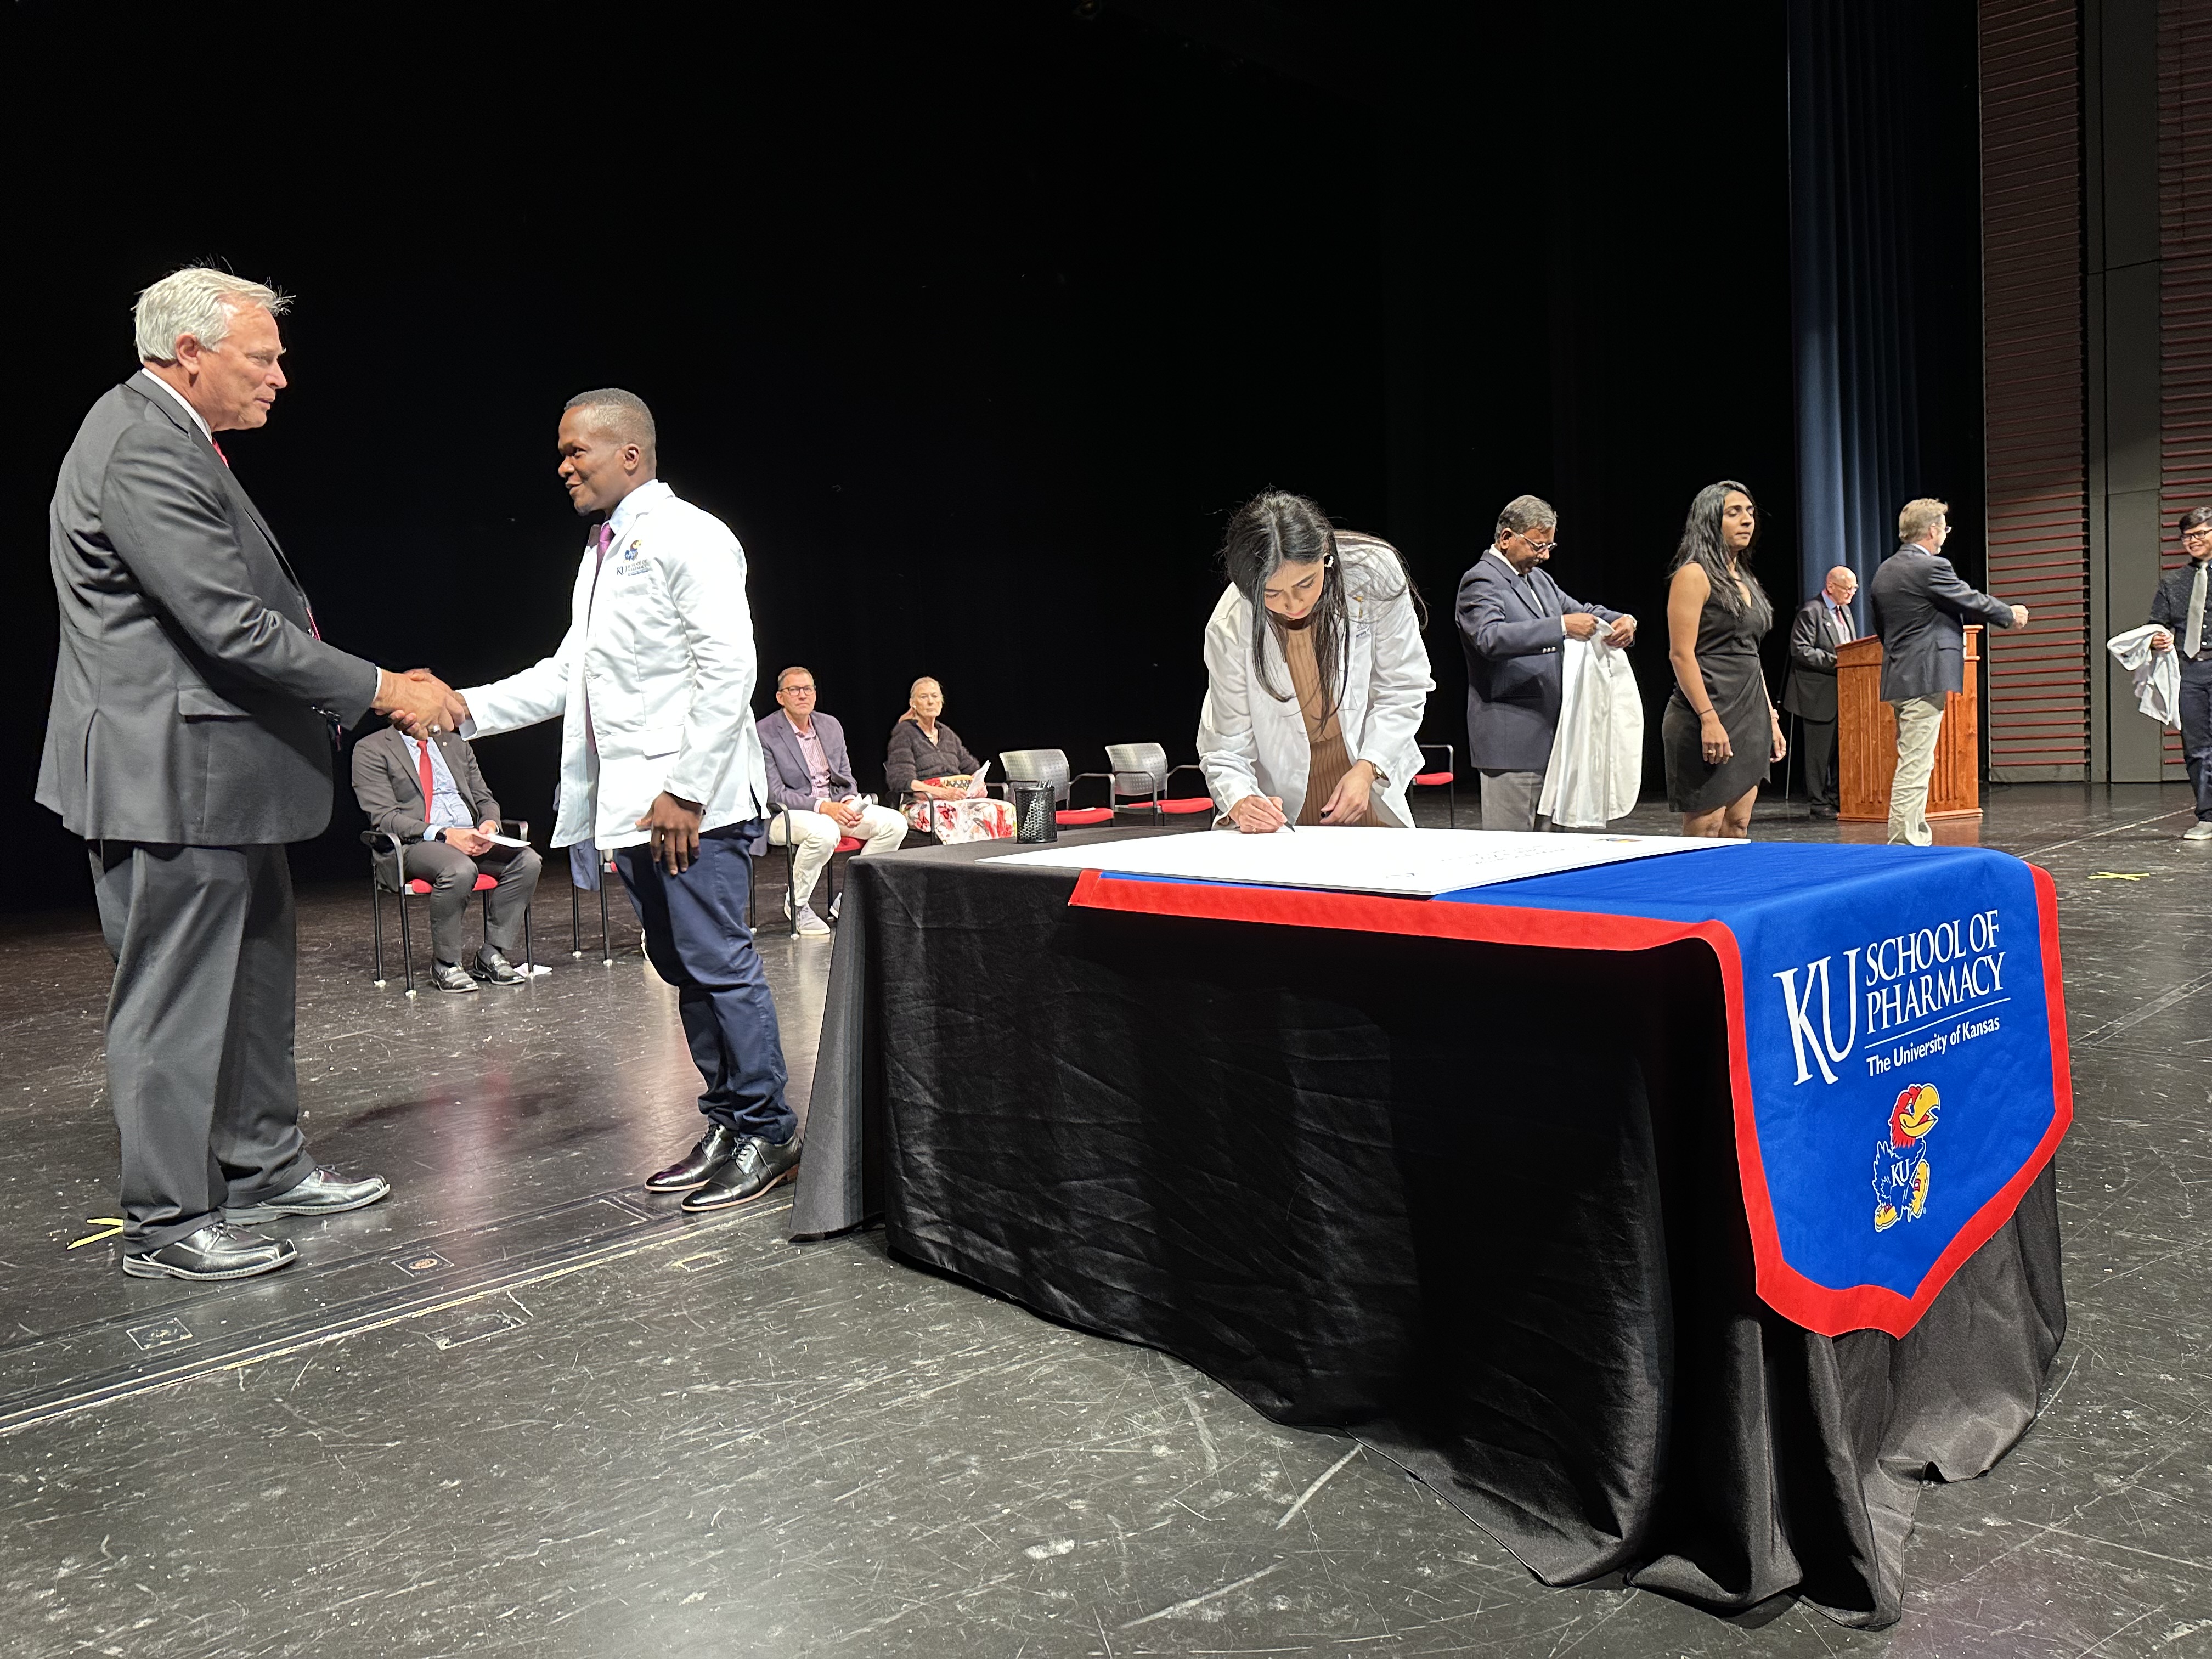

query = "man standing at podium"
[1869,499,2027,845]
[2148,505,2212,840]
[1781,566,1860,820]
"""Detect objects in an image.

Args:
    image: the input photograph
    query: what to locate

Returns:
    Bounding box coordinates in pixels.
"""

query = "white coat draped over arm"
[1195,541,1435,827]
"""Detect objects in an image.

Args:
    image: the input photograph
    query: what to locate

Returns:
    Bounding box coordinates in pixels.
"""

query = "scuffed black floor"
[2,785,2208,1657]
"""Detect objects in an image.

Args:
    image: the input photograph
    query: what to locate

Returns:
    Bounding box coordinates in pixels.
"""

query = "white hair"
[134,267,291,363]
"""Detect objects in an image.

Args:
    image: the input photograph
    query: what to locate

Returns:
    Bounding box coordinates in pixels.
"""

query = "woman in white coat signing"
[1198,490,1435,833]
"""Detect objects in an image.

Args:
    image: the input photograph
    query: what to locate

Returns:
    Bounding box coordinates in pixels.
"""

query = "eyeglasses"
[782,685,817,695]
[1514,533,1559,555]
[2182,527,2212,542]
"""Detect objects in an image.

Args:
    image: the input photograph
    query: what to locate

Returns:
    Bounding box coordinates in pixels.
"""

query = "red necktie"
[212,438,229,467]
[418,739,436,822]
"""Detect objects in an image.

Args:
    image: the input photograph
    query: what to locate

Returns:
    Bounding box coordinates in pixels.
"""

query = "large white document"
[992,826,1743,898]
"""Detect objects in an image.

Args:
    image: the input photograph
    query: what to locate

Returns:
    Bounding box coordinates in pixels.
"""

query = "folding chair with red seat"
[1413,742,1458,828]
[997,749,1115,828]
[362,821,537,997]
[1103,742,1215,821]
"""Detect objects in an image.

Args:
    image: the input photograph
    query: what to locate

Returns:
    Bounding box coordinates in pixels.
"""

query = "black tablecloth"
[791,836,2067,1628]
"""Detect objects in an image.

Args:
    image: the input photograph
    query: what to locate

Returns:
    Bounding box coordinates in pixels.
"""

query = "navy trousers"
[2181,658,2212,822]
[614,820,796,1143]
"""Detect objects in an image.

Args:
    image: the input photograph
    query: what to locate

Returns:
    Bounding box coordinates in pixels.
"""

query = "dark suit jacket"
[1455,552,1623,772]
[351,724,502,842]
[37,373,381,845]
[757,710,859,812]
[1869,544,2018,703]
[1780,596,1858,723]
[2149,557,2211,664]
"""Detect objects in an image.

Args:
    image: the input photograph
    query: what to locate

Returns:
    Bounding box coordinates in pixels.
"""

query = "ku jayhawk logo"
[1871,1082,1940,1232]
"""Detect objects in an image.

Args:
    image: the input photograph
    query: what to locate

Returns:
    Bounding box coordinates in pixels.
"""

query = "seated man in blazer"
[352,719,543,990]
[756,667,907,935]
[1456,494,1635,830]
[1781,566,1861,819]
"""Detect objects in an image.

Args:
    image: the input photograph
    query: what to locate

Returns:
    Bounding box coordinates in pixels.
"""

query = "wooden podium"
[1835,626,1982,824]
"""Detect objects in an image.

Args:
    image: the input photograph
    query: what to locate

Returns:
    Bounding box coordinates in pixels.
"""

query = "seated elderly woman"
[885,677,1013,842]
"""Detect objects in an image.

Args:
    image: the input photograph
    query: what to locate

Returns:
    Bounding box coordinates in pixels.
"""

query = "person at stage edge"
[436,390,800,1212]
[1662,481,1786,838]
[1455,495,1636,832]
[38,268,456,1282]
[757,667,907,935]
[351,720,543,990]
[1869,497,2028,847]
[2149,504,2212,840]
[1198,490,1434,833]
[1781,566,1861,820]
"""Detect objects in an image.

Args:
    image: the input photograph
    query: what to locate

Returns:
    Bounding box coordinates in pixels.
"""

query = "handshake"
[371,667,473,739]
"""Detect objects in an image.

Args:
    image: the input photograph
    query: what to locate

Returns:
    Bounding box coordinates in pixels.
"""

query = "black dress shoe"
[681,1134,801,1212]
[225,1165,391,1224]
[472,947,527,985]
[1809,802,1838,820]
[645,1122,739,1193]
[122,1221,297,1281]
[430,960,478,994]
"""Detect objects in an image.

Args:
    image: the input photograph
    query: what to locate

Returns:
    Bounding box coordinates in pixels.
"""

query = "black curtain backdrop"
[1789,0,1988,603]
[7,2,1978,911]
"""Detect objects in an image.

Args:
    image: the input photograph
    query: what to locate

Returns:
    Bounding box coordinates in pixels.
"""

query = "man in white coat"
[441,390,799,1212]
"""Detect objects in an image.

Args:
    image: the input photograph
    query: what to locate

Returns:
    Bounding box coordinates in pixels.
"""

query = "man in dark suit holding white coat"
[1868,497,2027,845]
[38,268,456,1281]
[1456,495,1637,830]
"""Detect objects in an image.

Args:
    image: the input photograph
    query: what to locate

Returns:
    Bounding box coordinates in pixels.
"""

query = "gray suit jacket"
[38,373,381,845]
[1869,544,2017,703]
[351,724,503,842]
[1455,552,1623,772]
[1780,596,1857,723]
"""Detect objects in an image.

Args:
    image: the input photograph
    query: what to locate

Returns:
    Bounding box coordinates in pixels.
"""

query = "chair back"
[1104,742,1168,799]
[998,748,1071,806]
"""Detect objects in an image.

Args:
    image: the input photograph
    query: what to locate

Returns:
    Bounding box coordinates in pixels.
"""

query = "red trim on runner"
[1066,866,2072,1339]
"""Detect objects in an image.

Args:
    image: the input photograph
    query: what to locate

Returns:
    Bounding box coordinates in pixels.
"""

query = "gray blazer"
[756,709,859,814]
[352,724,503,842]
[37,373,381,846]
[1869,544,2017,703]
[1780,596,1857,724]
[1455,552,1623,773]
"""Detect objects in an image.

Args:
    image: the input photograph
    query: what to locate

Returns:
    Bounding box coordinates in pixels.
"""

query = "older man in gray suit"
[1868,497,2027,845]
[37,267,454,1282]
[1455,495,1637,830]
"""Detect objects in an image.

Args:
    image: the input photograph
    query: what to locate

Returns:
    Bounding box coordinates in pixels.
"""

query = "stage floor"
[0,785,2205,1657]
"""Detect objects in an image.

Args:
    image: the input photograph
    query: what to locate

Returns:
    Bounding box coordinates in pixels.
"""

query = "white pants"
[768,803,907,906]
[1887,696,1945,846]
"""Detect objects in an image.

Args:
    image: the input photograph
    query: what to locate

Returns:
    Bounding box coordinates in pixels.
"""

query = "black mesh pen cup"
[1011,780,1058,843]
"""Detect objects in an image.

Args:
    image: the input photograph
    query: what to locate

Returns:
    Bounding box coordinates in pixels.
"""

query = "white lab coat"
[2106,624,2182,730]
[1197,540,1435,826]
[1538,633,1645,828]
[460,481,769,850]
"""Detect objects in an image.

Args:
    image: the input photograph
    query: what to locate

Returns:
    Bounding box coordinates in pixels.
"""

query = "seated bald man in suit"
[352,720,542,991]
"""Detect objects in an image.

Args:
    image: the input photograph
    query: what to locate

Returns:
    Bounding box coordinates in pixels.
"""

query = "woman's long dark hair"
[1666,479,1774,633]
[1220,489,1421,719]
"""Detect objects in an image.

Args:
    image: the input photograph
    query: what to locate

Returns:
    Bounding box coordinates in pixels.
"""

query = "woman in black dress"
[1661,481,1784,837]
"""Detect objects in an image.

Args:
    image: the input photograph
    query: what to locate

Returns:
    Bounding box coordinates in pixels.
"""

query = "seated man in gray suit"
[1869,498,2027,845]
[352,720,542,991]
[1456,495,1637,830]
[756,667,906,935]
